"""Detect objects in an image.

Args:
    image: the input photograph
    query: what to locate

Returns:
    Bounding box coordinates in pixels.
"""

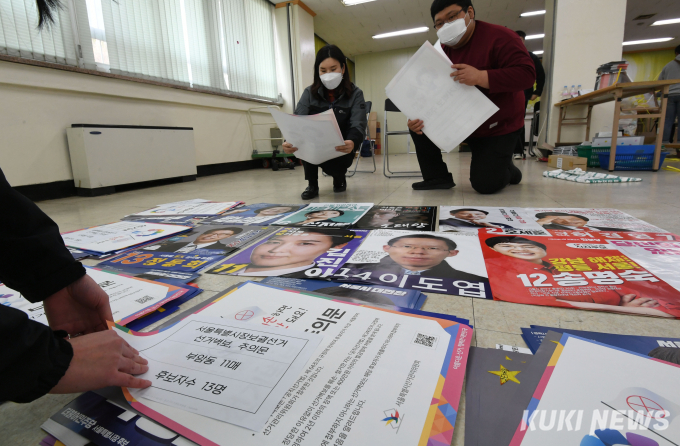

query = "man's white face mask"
[437,12,470,47]
[320,72,343,90]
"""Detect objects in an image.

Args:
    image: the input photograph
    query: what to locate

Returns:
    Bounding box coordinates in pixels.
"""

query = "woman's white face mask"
[320,72,343,90]
[437,12,469,47]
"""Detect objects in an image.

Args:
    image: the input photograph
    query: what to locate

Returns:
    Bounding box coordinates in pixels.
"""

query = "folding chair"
[323,101,376,178]
[382,98,422,178]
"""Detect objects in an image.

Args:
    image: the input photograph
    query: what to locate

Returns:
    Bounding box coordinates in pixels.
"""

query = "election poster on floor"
[200,203,307,226]
[131,201,244,217]
[271,203,373,228]
[100,225,272,273]
[478,232,680,318]
[353,205,437,231]
[528,208,667,233]
[332,230,491,298]
[439,206,548,235]
[546,229,679,241]
[607,239,680,293]
[205,227,369,279]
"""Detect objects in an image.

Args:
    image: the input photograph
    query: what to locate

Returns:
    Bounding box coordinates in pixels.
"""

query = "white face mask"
[437,12,469,47]
[676,54,680,62]
[320,72,343,90]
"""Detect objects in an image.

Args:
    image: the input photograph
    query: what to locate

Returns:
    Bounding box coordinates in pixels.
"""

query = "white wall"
[355,46,420,153]
[542,0,626,144]
[293,4,316,104]
[0,61,281,187]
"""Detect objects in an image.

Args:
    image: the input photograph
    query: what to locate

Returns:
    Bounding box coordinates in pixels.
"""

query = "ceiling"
[284,0,680,58]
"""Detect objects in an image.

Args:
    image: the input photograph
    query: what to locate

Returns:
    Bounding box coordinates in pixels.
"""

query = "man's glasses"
[434,8,466,30]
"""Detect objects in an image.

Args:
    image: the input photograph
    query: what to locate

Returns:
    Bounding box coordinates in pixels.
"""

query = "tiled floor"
[3,152,680,445]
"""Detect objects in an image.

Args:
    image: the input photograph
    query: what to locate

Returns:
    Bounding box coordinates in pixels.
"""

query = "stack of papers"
[131,201,245,217]
[61,221,193,256]
[268,108,346,165]
[385,41,498,152]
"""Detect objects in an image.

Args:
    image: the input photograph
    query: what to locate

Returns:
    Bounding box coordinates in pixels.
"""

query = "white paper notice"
[268,108,346,165]
[133,202,242,217]
[62,221,191,253]
[118,315,322,431]
[385,41,499,152]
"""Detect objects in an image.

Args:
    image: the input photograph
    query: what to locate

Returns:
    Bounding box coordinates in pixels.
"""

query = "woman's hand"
[335,140,354,154]
[407,119,425,135]
[282,142,298,154]
[44,274,112,336]
[50,330,152,394]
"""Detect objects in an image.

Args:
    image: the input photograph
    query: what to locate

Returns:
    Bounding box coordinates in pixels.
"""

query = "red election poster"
[546,229,680,242]
[478,232,680,318]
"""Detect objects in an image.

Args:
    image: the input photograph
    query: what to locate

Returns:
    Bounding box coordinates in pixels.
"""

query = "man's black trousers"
[410,128,522,194]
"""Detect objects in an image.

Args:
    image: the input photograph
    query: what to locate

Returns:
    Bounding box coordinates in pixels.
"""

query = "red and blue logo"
[381,409,404,433]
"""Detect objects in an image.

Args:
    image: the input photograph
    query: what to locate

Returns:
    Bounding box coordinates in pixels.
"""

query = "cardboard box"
[368,111,377,122]
[548,155,588,171]
[368,120,377,140]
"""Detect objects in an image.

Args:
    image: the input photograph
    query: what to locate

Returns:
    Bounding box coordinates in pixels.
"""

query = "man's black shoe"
[412,178,455,190]
[333,181,347,192]
[301,186,319,200]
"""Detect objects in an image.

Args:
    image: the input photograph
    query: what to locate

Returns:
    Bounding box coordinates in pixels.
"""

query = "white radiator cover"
[66,125,197,189]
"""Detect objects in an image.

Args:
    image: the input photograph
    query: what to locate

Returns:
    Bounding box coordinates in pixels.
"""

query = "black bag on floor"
[360,140,372,157]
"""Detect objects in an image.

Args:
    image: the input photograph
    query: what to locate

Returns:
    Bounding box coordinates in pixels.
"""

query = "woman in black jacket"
[283,45,367,200]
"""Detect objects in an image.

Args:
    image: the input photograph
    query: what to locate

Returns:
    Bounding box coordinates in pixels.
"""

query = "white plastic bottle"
[562,86,569,98]
[570,85,576,97]
[577,84,582,95]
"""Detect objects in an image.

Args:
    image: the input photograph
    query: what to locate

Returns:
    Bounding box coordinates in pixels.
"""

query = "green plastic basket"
[576,146,611,167]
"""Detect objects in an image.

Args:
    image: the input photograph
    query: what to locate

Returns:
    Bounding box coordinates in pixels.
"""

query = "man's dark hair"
[254,205,298,214]
[297,228,354,247]
[450,208,488,215]
[387,234,457,251]
[311,45,354,101]
[534,212,589,222]
[430,0,473,21]
[203,227,242,236]
[675,44,680,55]
[485,236,547,251]
[305,209,345,217]
[515,30,527,39]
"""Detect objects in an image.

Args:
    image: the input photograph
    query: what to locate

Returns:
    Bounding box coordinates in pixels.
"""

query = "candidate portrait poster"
[271,203,373,228]
[478,232,680,318]
[333,230,491,298]
[100,225,272,272]
[528,208,667,233]
[200,203,307,226]
[439,206,548,235]
[205,227,369,279]
[353,205,437,231]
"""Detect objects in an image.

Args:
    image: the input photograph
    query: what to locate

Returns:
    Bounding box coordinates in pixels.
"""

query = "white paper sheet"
[268,108,346,165]
[0,267,184,325]
[61,221,191,253]
[385,41,499,152]
[123,281,457,446]
[117,314,321,431]
[133,202,242,217]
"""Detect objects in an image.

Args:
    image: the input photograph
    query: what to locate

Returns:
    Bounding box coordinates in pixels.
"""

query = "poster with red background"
[478,232,680,318]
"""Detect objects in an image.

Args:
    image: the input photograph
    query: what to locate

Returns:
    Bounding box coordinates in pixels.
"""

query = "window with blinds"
[0,0,280,102]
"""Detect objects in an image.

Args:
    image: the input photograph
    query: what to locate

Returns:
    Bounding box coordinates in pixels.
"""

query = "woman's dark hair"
[485,236,547,251]
[305,209,345,217]
[311,45,354,100]
[254,205,298,214]
[36,0,62,29]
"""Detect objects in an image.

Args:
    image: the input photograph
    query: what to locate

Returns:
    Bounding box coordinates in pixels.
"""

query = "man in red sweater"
[408,0,536,194]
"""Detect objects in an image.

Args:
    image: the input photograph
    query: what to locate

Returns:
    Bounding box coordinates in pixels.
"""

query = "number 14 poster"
[478,233,680,319]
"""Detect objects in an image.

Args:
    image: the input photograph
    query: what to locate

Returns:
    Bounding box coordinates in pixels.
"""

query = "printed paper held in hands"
[115,315,322,432]
[385,41,499,152]
[268,108,346,165]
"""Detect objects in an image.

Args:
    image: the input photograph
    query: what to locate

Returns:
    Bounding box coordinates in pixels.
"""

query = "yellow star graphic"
[488,365,521,385]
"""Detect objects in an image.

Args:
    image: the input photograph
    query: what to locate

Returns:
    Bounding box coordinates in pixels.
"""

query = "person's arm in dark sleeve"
[0,306,73,402]
[346,88,368,150]
[293,88,312,115]
[487,33,536,94]
[532,53,546,96]
[0,167,85,302]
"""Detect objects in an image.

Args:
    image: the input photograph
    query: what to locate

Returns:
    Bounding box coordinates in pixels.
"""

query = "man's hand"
[282,142,298,154]
[451,64,489,89]
[530,94,539,101]
[44,274,112,335]
[335,140,354,154]
[50,330,152,394]
[620,294,660,308]
[407,119,425,135]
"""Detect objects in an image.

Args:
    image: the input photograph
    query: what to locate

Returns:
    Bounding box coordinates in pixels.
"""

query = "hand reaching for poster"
[44,274,112,335]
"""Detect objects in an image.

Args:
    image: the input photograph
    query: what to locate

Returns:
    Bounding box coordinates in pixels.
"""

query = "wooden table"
[554,80,680,171]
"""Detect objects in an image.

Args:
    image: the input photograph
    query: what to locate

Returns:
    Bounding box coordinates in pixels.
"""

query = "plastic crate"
[597,145,669,171]
[576,145,611,167]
